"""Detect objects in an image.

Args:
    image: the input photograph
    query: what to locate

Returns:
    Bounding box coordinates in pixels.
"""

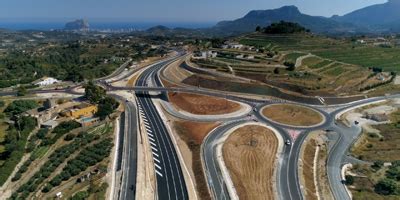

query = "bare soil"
[222,125,278,200]
[173,120,220,200]
[262,104,323,126]
[168,92,241,115]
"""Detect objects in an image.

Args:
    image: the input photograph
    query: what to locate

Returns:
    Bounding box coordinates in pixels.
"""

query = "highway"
[3,50,400,200]
[119,101,139,200]
[134,58,188,200]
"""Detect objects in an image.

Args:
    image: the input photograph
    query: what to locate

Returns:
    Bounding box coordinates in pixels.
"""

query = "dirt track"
[223,125,278,200]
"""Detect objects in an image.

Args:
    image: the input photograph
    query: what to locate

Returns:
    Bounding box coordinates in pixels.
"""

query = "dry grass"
[223,125,278,200]
[262,104,323,126]
[173,120,220,200]
[301,138,318,200]
[168,92,241,115]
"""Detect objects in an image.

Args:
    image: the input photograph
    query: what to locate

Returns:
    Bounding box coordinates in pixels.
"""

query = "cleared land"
[168,92,241,115]
[300,131,333,200]
[223,125,278,200]
[173,120,220,200]
[262,104,323,126]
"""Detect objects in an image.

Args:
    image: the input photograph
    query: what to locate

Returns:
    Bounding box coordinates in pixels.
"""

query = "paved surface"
[134,58,189,200]
[4,50,400,200]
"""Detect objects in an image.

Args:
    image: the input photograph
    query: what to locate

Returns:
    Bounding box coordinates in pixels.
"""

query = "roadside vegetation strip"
[261,104,324,127]
[222,125,279,200]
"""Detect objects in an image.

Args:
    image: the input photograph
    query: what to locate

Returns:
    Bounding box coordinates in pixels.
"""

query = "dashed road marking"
[151,146,158,152]
[152,152,159,157]
[155,170,163,177]
[153,157,161,163]
[155,163,162,170]
[148,137,155,142]
[147,132,154,137]
[149,141,157,147]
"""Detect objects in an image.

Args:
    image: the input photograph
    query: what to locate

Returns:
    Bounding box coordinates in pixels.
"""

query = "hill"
[64,19,90,31]
[210,6,357,35]
[333,0,400,32]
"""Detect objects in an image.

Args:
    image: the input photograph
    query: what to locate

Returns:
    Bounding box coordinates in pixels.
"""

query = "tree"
[255,26,262,32]
[273,67,280,74]
[84,81,106,104]
[344,175,354,185]
[372,160,384,171]
[375,178,398,195]
[386,166,400,181]
[17,86,27,96]
[96,96,119,120]
[284,62,295,71]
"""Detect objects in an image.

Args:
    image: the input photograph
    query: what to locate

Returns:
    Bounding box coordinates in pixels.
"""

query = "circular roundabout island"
[261,104,324,127]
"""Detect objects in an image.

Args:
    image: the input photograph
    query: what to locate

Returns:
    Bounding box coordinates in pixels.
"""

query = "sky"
[0,0,388,23]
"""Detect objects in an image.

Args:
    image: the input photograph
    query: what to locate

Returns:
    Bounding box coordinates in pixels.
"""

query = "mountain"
[64,19,90,31]
[333,0,400,32]
[210,6,358,35]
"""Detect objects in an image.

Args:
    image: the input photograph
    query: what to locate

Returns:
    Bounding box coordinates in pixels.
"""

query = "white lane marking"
[147,132,154,137]
[148,137,155,142]
[149,141,157,147]
[153,157,161,163]
[152,152,159,157]
[145,124,151,129]
[155,163,162,170]
[151,146,158,152]
[143,118,148,122]
[146,129,153,133]
[144,121,149,126]
[155,170,163,177]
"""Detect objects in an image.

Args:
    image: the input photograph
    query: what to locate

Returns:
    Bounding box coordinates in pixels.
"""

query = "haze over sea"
[0,21,215,31]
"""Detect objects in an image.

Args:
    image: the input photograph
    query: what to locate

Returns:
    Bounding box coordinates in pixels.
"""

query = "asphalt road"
[120,101,139,200]
[134,59,188,200]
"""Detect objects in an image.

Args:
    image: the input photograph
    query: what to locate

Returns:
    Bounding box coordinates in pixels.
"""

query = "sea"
[0,21,215,31]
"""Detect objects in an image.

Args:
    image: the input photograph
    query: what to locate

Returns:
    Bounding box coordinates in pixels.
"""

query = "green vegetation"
[84,81,106,104]
[11,132,99,199]
[43,138,112,192]
[351,109,400,199]
[260,21,309,34]
[41,121,81,146]
[96,97,119,120]
[84,81,119,119]
[0,116,36,186]
[4,100,39,116]
[240,34,400,72]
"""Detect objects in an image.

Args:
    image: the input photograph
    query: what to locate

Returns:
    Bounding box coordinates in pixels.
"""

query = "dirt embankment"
[300,131,333,200]
[262,104,323,127]
[168,92,241,115]
[222,125,278,200]
[173,120,220,200]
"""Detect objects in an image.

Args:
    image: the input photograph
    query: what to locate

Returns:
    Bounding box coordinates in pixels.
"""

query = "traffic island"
[261,104,324,127]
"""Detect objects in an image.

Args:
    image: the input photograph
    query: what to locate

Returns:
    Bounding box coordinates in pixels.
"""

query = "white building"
[35,77,60,86]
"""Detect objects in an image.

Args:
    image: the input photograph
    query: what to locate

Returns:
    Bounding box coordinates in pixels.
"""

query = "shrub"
[375,178,398,195]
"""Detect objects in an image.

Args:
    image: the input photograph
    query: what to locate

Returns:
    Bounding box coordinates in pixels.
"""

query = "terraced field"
[241,33,400,72]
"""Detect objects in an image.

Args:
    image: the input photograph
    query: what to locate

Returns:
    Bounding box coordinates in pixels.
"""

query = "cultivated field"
[168,92,241,115]
[241,33,400,73]
[262,104,323,126]
[223,125,278,200]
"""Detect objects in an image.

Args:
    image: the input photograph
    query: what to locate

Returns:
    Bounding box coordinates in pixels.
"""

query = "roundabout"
[260,103,325,128]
